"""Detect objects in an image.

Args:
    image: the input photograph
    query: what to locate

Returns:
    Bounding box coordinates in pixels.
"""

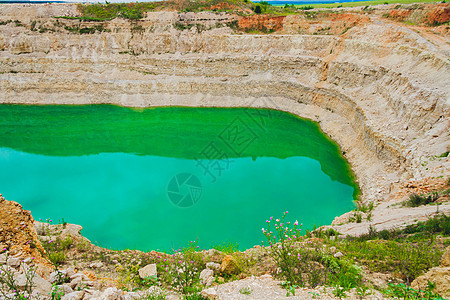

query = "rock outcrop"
[0,195,52,276]
[411,246,450,297]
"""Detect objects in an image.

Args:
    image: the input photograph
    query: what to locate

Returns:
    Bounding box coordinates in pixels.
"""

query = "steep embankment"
[0,3,448,231]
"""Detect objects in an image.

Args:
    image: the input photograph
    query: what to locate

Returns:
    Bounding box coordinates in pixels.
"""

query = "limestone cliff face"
[0,4,448,204]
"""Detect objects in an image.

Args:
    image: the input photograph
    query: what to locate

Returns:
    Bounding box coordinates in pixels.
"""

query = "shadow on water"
[0,104,358,194]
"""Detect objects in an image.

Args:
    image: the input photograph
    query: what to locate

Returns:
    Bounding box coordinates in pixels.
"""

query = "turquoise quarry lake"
[0,105,357,251]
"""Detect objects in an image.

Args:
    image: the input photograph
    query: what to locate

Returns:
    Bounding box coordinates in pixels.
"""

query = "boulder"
[0,253,6,264]
[206,262,221,274]
[200,268,214,286]
[138,263,157,279]
[61,291,84,300]
[15,271,52,296]
[6,257,21,268]
[411,267,450,298]
[201,287,217,299]
[220,255,239,275]
[49,270,68,284]
[98,287,125,300]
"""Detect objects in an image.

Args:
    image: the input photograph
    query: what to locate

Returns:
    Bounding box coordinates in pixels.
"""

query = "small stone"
[139,263,157,279]
[60,284,73,294]
[201,287,217,299]
[199,268,214,286]
[334,252,343,258]
[89,262,103,269]
[69,275,88,289]
[206,262,221,274]
[6,257,20,268]
[0,253,6,264]
[22,257,33,264]
[69,273,89,281]
[49,270,68,284]
[65,267,76,277]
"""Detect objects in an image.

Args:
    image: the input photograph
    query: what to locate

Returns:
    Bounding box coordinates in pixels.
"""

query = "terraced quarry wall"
[0,3,448,209]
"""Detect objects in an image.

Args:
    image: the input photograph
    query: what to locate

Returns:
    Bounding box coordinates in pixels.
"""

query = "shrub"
[406,192,438,207]
[391,242,442,284]
[239,287,252,295]
[48,252,66,266]
[50,284,64,300]
[254,5,262,14]
[158,239,205,297]
[262,212,361,290]
[404,214,450,236]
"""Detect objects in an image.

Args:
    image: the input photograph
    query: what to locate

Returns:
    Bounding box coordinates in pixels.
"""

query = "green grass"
[77,2,158,20]
[211,241,240,253]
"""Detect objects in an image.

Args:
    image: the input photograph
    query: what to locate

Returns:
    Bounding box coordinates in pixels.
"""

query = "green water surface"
[0,105,357,251]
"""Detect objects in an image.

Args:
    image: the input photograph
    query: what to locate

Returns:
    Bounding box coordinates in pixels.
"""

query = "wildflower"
[276,219,280,222]
[270,217,273,220]
[294,220,298,226]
